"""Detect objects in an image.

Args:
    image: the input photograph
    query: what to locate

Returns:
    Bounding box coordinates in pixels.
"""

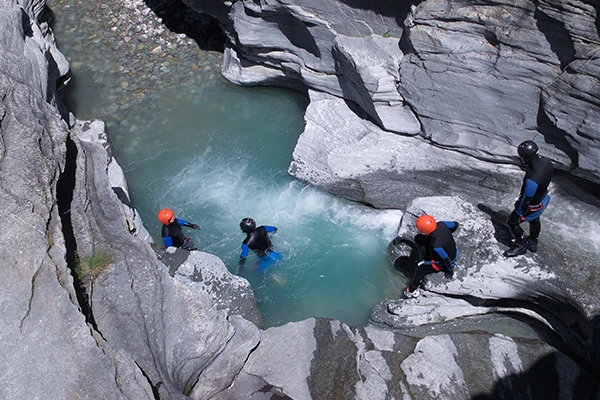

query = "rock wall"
[0,1,134,398]
[183,0,600,205]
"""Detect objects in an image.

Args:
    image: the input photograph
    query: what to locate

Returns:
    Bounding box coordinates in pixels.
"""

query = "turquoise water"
[51,0,405,327]
[119,84,405,327]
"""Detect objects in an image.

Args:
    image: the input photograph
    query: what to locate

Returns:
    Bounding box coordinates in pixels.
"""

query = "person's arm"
[433,246,453,273]
[176,218,200,229]
[516,179,538,218]
[239,244,249,266]
[264,225,277,233]
[441,221,459,233]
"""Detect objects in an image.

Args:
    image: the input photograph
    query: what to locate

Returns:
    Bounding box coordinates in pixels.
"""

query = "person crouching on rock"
[404,215,459,298]
[239,217,281,270]
[157,208,200,251]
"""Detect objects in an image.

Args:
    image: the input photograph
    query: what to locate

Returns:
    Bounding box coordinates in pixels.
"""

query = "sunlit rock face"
[184,0,600,190]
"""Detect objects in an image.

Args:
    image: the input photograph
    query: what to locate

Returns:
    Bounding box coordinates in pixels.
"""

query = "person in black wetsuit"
[157,208,200,251]
[239,217,280,269]
[504,140,554,257]
[404,215,459,298]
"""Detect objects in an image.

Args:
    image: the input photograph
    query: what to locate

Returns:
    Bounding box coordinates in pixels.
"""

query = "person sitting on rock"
[404,215,458,298]
[157,208,200,251]
[503,140,553,257]
[239,217,281,270]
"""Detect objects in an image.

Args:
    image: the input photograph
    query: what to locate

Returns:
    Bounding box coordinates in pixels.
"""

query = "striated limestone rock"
[0,1,143,398]
[184,0,600,192]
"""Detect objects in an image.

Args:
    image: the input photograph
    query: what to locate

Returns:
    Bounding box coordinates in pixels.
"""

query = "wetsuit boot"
[525,236,538,252]
[504,240,527,257]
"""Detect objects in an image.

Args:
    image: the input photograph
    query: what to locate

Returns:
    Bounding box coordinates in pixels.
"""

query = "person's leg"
[506,210,525,242]
[504,211,527,257]
[525,218,541,252]
[529,218,541,240]
[407,264,438,292]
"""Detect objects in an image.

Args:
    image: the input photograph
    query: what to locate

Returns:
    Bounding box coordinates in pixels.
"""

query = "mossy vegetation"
[75,249,112,283]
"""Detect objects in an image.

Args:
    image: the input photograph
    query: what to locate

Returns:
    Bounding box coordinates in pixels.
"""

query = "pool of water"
[50,0,406,327]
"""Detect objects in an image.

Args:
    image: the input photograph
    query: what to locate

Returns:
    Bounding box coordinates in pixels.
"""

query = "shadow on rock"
[477,203,513,247]
[471,310,600,399]
[460,288,600,389]
[142,0,226,51]
[338,0,424,27]
[471,349,599,400]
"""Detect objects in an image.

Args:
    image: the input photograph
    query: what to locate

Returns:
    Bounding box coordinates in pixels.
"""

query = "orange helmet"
[416,215,437,235]
[157,208,175,225]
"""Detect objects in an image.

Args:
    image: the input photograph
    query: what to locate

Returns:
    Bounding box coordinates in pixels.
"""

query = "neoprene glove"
[239,257,246,267]
[444,270,454,279]
[188,223,200,230]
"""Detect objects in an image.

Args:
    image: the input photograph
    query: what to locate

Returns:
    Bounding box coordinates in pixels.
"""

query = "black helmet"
[517,140,538,165]
[240,217,256,233]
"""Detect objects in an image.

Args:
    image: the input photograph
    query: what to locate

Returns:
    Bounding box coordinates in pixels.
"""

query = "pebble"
[50,0,224,141]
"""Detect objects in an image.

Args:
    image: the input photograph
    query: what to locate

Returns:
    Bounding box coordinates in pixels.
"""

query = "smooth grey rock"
[289,90,521,209]
[75,119,153,244]
[70,117,263,399]
[186,0,600,186]
[0,1,140,398]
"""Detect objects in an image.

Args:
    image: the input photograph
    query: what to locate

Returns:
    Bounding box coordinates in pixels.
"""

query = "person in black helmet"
[504,140,554,257]
[239,217,281,270]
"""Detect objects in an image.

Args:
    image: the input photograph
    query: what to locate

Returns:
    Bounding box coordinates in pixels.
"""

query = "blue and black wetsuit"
[408,221,459,291]
[162,218,193,249]
[508,155,553,241]
[240,225,280,268]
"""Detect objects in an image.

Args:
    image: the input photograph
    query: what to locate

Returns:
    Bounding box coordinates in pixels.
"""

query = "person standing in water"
[157,208,200,251]
[239,217,281,270]
[503,140,553,257]
[404,215,459,298]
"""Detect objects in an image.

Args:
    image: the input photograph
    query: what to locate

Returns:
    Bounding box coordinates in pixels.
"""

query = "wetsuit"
[408,221,459,292]
[507,155,553,242]
[240,225,279,268]
[162,218,193,249]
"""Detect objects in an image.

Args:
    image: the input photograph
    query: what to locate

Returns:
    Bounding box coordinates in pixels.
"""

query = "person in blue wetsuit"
[404,215,459,298]
[157,208,200,251]
[504,140,554,257]
[239,217,281,270]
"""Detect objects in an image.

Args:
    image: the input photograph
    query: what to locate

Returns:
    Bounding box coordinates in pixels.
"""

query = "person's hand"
[444,270,454,279]
[188,223,200,230]
[239,257,246,267]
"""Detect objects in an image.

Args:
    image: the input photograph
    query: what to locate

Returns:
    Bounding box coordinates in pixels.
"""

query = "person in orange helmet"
[157,208,200,251]
[404,215,459,298]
